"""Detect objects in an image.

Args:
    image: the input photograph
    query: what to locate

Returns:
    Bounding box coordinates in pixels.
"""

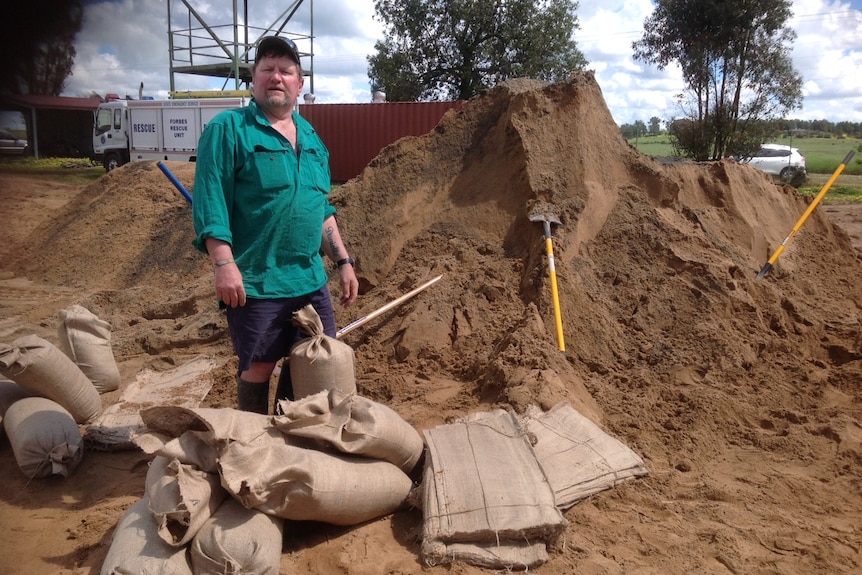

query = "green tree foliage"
[0,0,84,95]
[632,0,802,161]
[368,0,587,101]
[619,122,646,139]
[620,119,663,139]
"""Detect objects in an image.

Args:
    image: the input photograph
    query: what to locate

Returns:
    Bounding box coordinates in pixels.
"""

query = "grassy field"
[627,135,679,160]
[628,134,862,176]
[756,135,862,176]
[627,134,862,202]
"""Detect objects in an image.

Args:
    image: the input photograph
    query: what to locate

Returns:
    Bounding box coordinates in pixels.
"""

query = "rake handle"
[336,275,443,338]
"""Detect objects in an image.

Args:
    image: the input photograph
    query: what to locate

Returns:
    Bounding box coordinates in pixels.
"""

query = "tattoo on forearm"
[324,225,341,257]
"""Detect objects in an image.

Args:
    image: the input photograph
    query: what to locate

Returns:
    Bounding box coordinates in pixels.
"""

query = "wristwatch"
[336,257,355,268]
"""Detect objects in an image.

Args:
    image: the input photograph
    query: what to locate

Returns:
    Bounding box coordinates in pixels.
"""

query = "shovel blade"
[529,212,561,226]
[528,200,561,226]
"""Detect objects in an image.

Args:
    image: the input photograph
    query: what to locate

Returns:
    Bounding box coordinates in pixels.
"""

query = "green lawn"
[627,136,679,159]
[0,156,104,185]
[783,136,861,174]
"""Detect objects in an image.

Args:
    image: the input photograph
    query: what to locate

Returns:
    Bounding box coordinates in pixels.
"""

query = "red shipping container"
[299,101,463,183]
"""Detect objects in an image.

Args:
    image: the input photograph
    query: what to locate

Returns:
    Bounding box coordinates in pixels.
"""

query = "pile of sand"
[2,72,860,574]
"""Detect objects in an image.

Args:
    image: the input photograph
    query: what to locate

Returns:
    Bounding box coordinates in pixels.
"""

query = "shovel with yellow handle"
[756,149,856,279]
[529,203,566,358]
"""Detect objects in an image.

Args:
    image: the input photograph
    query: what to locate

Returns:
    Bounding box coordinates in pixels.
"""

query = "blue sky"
[63,0,862,126]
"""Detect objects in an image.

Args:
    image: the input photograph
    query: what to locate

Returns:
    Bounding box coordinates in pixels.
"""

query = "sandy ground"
[0,73,861,575]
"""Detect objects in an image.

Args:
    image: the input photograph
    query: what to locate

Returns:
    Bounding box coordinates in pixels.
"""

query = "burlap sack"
[290,304,356,399]
[135,406,273,473]
[57,304,121,393]
[101,496,194,575]
[145,455,228,547]
[190,498,284,575]
[137,405,413,526]
[0,334,101,423]
[139,406,271,444]
[0,379,36,411]
[0,379,37,440]
[3,396,83,479]
[134,430,221,474]
[274,388,424,474]
[219,433,413,525]
[519,402,649,509]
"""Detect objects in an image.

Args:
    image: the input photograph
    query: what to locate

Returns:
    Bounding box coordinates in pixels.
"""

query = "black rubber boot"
[273,361,294,415]
[237,377,270,414]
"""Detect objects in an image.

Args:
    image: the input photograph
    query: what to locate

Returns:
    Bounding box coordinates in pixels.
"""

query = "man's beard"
[261,92,293,110]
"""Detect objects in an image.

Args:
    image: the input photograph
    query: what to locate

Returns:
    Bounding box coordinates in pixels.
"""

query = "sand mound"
[3,72,861,574]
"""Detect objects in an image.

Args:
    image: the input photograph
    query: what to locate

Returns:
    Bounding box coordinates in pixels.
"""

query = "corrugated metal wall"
[298,101,464,183]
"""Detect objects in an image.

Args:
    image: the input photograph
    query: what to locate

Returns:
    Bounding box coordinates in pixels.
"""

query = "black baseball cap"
[255,36,301,65]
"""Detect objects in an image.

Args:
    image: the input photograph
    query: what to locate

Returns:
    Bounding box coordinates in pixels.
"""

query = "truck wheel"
[104,152,122,172]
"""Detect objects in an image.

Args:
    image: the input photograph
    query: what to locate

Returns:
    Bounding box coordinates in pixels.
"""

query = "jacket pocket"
[252,149,293,191]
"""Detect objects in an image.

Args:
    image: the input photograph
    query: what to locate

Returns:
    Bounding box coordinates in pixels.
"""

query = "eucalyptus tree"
[368,0,587,101]
[633,0,803,160]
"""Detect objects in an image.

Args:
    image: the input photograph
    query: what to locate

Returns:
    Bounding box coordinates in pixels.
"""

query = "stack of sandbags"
[421,409,567,570]
[289,304,356,399]
[102,496,284,575]
[0,306,121,478]
[0,334,103,480]
[419,403,649,570]
[57,304,121,393]
[136,400,417,526]
[107,392,423,573]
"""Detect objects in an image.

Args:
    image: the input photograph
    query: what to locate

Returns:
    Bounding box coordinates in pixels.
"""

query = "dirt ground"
[1,73,861,575]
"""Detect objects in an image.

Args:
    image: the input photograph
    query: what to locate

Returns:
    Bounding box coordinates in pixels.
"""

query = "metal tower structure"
[166,0,314,95]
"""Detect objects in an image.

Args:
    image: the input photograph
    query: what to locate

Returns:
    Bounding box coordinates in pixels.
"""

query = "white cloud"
[788,0,862,118]
[64,0,862,124]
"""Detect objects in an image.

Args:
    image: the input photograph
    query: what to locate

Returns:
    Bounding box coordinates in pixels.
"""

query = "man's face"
[252,55,304,111]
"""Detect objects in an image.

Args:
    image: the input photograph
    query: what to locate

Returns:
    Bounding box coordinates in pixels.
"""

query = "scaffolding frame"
[166,0,314,94]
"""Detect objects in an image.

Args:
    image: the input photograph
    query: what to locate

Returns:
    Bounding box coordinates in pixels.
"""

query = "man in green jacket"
[193,36,358,413]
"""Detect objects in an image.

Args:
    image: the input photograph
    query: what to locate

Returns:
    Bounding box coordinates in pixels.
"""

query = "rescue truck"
[92,92,249,172]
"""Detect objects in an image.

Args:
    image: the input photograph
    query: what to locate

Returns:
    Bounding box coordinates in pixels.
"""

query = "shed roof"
[0,94,101,111]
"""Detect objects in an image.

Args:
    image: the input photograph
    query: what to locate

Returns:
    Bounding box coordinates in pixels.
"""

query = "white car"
[0,129,28,155]
[745,143,806,180]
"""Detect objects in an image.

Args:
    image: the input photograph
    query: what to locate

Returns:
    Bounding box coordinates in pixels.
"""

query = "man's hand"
[338,264,359,307]
[214,263,246,308]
